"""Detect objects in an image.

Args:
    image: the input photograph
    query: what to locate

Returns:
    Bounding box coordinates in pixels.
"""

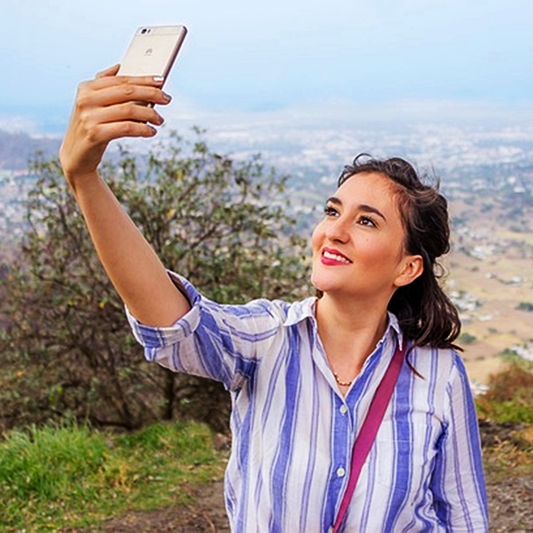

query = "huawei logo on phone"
[145,48,153,56]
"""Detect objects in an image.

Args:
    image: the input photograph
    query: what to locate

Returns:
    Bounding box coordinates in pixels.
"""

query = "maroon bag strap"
[332,343,406,533]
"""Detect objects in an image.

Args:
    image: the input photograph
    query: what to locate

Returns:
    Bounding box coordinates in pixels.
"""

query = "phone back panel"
[117,25,187,79]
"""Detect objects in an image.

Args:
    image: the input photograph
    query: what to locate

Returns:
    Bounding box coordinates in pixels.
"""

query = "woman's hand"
[59,64,172,187]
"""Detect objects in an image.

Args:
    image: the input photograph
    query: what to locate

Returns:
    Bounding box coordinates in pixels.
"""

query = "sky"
[2,0,533,133]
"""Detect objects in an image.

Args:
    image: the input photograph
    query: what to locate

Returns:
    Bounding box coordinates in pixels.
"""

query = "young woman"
[60,67,488,532]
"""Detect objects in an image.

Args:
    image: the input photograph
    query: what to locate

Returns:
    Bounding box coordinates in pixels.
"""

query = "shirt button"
[340,405,348,415]
[337,467,346,477]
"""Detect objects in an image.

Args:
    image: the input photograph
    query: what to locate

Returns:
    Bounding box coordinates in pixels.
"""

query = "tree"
[0,130,311,434]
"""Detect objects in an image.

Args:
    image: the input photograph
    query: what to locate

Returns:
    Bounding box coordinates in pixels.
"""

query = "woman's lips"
[321,248,352,265]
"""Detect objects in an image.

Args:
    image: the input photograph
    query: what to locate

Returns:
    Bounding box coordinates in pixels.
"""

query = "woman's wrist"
[62,168,102,197]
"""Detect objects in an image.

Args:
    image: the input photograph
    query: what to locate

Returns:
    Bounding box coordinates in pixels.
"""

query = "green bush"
[476,360,533,425]
[0,130,311,434]
[459,332,477,345]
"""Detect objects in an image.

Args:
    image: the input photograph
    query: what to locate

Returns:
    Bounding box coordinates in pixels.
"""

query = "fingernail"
[153,76,165,83]
[162,92,172,102]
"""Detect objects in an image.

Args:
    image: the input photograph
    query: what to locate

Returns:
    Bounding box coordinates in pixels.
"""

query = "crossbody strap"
[332,342,406,533]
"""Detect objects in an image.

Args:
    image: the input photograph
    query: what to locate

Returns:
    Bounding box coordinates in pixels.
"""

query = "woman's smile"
[321,247,352,265]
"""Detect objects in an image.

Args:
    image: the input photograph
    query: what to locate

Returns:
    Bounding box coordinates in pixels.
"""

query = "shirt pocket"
[372,420,442,491]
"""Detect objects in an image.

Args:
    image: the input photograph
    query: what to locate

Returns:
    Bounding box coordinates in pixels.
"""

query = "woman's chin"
[310,273,322,292]
[310,275,333,294]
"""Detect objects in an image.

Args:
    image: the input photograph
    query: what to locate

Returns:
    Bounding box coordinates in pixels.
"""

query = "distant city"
[2,118,533,230]
[2,119,533,246]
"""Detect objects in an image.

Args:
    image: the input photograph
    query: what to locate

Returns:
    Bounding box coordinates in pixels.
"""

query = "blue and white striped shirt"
[127,273,488,532]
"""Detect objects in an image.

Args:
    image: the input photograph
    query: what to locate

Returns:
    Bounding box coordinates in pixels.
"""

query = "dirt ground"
[95,481,229,532]
[487,474,533,533]
[67,421,533,533]
[64,481,230,533]
[69,475,533,533]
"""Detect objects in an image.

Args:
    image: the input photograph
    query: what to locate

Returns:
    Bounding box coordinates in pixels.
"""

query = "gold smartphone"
[117,25,188,82]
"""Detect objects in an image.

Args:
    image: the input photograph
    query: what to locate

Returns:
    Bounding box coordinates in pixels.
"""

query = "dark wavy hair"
[338,154,462,351]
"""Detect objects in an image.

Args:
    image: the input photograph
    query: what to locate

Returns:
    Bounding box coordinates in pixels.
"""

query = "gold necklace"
[334,373,353,387]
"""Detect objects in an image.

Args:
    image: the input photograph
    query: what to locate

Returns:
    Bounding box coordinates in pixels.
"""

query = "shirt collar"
[283,297,404,349]
[386,311,404,350]
[283,297,317,326]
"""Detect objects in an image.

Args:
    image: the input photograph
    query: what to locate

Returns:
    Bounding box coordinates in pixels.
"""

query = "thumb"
[96,64,120,78]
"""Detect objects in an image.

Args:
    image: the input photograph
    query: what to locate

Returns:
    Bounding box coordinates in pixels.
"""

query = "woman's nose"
[325,217,350,242]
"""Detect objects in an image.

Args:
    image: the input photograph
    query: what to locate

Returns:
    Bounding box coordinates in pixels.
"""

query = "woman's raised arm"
[59,65,190,326]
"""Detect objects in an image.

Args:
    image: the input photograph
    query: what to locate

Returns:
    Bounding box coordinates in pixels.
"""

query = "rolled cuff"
[125,272,201,350]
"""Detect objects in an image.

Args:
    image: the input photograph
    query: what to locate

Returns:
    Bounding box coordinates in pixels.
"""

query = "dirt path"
[487,474,533,533]
[65,481,230,532]
[72,473,533,532]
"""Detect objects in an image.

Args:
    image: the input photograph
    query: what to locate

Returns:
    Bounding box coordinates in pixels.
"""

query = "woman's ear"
[394,255,424,288]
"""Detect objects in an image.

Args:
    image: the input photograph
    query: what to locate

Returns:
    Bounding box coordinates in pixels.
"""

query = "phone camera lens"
[141,28,147,34]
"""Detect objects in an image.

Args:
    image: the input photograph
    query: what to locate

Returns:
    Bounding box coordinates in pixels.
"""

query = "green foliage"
[476,360,533,424]
[0,420,220,530]
[478,400,533,425]
[0,129,311,434]
[112,131,310,304]
[0,422,106,502]
[117,418,214,461]
[458,331,477,345]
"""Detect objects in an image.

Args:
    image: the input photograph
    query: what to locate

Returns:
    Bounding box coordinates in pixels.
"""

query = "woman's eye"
[324,206,338,217]
[359,215,376,227]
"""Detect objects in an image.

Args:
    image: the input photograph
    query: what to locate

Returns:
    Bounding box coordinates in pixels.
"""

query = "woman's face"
[311,171,421,303]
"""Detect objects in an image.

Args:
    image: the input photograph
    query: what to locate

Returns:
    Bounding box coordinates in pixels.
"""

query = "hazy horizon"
[3,0,533,135]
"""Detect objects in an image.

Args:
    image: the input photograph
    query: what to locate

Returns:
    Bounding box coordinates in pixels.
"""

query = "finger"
[86,121,158,145]
[93,74,165,90]
[82,77,168,104]
[96,64,120,78]
[92,102,165,127]
[89,83,172,108]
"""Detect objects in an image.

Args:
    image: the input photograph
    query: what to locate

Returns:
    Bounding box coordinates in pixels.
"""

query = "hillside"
[445,188,533,385]
[0,129,60,170]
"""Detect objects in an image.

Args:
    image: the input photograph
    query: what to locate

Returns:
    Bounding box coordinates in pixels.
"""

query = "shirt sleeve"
[125,272,283,391]
[430,352,489,532]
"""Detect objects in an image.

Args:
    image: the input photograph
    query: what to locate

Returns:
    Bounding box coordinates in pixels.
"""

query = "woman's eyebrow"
[326,196,342,206]
[326,196,387,221]
[359,204,387,221]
